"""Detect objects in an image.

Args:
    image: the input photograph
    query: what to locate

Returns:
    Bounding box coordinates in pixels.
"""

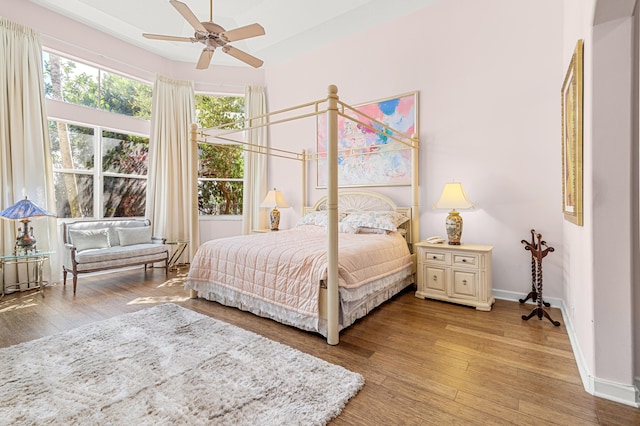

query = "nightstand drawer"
[452,253,479,269]
[421,250,450,264]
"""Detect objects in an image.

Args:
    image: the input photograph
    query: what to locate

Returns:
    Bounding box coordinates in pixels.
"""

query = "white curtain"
[146,75,198,259]
[242,85,268,234]
[0,17,57,285]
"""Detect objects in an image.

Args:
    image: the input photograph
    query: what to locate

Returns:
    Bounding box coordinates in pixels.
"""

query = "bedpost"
[326,85,340,345]
[411,133,420,247]
[301,149,307,213]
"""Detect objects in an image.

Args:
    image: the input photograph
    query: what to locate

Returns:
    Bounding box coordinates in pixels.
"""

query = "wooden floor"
[1,267,638,425]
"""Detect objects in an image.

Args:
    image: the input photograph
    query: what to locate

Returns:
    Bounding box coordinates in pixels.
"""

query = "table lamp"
[433,182,474,245]
[0,196,56,253]
[259,188,289,231]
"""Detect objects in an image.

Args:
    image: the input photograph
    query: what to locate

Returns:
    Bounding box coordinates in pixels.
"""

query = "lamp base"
[269,207,281,231]
[445,209,463,245]
[16,219,38,251]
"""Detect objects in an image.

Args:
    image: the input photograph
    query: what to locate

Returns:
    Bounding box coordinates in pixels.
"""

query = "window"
[196,94,245,216]
[49,121,149,218]
[43,51,152,219]
[43,51,152,119]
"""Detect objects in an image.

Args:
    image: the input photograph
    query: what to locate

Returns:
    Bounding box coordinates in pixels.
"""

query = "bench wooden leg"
[63,269,67,286]
[73,275,78,294]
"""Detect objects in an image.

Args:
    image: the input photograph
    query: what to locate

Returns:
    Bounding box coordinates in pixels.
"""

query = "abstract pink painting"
[317,92,417,187]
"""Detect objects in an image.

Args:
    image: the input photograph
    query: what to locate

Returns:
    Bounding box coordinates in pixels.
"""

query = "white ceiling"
[29,0,438,68]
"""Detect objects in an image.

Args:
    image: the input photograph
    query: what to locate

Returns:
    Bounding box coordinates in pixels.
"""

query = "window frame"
[49,117,149,219]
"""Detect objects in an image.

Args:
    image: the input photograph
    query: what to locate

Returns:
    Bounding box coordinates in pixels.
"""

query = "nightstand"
[414,242,494,311]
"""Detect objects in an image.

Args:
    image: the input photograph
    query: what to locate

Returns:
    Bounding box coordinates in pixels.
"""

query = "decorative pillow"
[342,211,409,232]
[116,226,152,246]
[297,211,346,227]
[68,228,111,252]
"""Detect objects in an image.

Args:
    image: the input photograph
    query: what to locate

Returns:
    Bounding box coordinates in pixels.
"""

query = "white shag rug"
[0,303,364,425]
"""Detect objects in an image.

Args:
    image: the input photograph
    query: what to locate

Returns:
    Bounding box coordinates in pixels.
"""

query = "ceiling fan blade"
[222,45,263,68]
[196,49,214,69]
[170,0,207,33]
[220,23,265,43]
[143,33,195,42]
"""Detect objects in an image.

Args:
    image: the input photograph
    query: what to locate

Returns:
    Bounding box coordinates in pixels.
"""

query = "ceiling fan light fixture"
[143,0,266,70]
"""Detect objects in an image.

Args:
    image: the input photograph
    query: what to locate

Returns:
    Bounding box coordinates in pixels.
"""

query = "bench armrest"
[62,243,77,268]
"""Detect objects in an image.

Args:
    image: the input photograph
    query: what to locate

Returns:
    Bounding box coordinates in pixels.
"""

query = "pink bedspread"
[186,226,412,319]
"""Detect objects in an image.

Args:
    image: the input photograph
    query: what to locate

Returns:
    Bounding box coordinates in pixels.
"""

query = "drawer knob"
[432,256,437,259]
[462,279,468,285]
[462,259,467,263]
[432,275,438,281]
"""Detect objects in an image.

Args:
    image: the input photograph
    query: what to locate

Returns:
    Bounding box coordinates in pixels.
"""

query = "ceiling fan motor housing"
[198,21,227,49]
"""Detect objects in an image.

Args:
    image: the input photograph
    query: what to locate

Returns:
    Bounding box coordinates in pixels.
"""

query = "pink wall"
[265,0,565,298]
[562,0,639,405]
[562,0,597,389]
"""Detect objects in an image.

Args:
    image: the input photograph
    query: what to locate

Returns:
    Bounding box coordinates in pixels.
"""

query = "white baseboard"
[493,289,563,308]
[494,290,640,408]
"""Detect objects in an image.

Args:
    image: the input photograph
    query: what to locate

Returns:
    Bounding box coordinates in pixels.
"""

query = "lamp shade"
[432,183,474,210]
[259,188,289,209]
[0,196,56,220]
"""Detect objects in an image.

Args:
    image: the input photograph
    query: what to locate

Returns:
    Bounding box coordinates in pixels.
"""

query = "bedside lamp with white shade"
[433,182,475,245]
[259,188,289,231]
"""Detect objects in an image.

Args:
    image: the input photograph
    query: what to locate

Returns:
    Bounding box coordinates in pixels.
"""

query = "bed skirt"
[186,266,414,338]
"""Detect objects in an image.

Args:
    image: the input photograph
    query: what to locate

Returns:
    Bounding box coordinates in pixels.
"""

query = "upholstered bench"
[62,219,169,294]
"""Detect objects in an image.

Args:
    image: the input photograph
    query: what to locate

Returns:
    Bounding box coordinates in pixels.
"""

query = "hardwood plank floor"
[1,268,638,425]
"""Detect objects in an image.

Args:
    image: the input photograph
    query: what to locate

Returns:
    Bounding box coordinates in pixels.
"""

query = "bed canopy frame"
[190,85,420,344]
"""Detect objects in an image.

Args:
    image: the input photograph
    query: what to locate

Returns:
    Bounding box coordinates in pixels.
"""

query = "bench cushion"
[73,244,168,272]
[75,243,168,264]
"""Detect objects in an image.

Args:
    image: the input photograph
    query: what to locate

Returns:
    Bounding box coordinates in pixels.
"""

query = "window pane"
[54,172,94,218]
[49,121,95,170]
[195,94,245,216]
[43,52,152,119]
[100,71,152,119]
[198,144,243,179]
[195,94,244,128]
[103,177,146,217]
[198,180,243,215]
[43,52,99,108]
[102,130,149,175]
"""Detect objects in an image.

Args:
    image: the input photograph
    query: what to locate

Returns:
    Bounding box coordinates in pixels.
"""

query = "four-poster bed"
[185,85,420,344]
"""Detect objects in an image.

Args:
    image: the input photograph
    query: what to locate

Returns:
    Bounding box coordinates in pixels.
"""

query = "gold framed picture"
[561,39,584,226]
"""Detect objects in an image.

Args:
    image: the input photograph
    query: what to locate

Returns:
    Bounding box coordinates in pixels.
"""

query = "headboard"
[304,190,413,245]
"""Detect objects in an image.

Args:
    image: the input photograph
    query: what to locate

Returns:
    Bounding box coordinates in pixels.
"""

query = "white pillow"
[69,228,111,252]
[116,226,152,246]
[338,222,358,234]
[342,211,409,232]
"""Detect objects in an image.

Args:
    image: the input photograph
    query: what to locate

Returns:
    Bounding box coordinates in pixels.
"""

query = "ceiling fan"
[142,0,265,70]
